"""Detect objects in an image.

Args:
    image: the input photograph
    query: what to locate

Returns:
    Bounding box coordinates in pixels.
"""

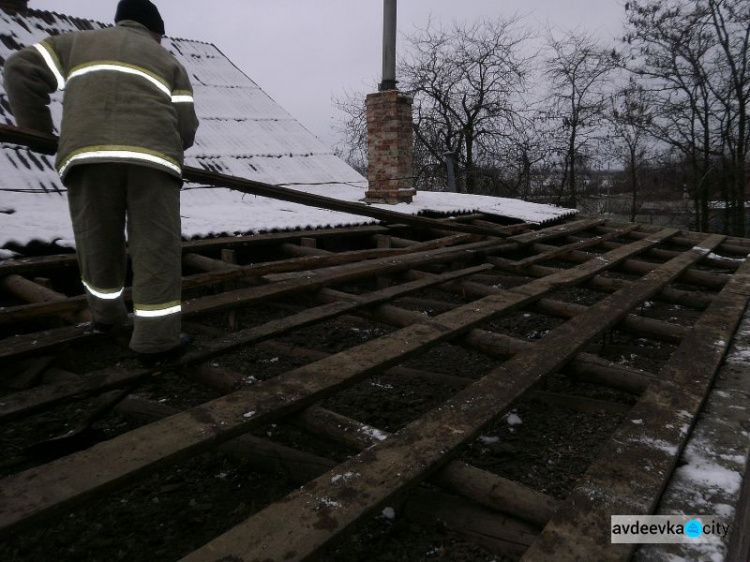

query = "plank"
[0,255,78,280]
[442,279,688,344]
[183,238,504,315]
[0,230,678,536]
[0,263,492,421]
[0,124,545,238]
[118,397,537,561]
[635,310,750,561]
[504,218,604,246]
[729,451,750,562]
[598,221,750,256]
[0,296,89,326]
[2,356,55,390]
[491,259,714,310]
[0,239,507,362]
[295,402,559,528]
[319,291,657,394]
[0,216,591,328]
[181,344,559,528]
[511,224,640,269]
[178,235,722,562]
[0,226,394,280]
[0,240,451,326]
[507,219,604,246]
[0,274,90,326]
[523,238,750,562]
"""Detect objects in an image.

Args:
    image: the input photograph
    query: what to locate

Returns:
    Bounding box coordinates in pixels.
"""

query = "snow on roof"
[0,7,576,253]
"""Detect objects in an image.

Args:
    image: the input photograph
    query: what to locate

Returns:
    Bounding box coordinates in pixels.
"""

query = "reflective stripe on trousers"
[82,279,124,300]
[134,302,182,318]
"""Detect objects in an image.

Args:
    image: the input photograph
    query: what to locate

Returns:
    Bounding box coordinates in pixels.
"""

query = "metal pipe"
[379,0,397,91]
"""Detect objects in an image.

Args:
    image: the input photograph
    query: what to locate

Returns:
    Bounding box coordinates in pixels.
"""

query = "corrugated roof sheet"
[0,7,576,254]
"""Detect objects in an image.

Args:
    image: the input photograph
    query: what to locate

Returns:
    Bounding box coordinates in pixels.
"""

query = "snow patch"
[358,426,388,442]
[331,472,360,484]
[638,437,679,456]
[381,506,396,520]
[316,497,341,510]
[707,252,745,265]
[718,454,746,465]
[675,440,743,496]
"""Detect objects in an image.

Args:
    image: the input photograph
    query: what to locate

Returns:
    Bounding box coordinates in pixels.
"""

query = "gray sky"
[32,0,626,146]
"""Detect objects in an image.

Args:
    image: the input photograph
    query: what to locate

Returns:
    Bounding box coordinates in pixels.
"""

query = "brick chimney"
[0,0,29,13]
[365,0,415,205]
[365,90,416,204]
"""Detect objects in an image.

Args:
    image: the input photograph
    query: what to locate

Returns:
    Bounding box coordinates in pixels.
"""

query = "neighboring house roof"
[0,7,576,255]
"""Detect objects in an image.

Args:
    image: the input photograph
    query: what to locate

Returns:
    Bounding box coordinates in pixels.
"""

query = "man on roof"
[3,0,199,364]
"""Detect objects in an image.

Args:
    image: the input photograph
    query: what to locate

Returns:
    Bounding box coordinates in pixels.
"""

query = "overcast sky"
[32,0,626,146]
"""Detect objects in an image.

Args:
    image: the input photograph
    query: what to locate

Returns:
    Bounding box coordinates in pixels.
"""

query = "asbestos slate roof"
[0,7,577,255]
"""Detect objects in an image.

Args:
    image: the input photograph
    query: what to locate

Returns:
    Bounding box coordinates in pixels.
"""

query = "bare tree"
[332,87,371,176]
[604,80,655,221]
[704,0,750,235]
[399,16,533,193]
[543,29,619,208]
[625,0,750,235]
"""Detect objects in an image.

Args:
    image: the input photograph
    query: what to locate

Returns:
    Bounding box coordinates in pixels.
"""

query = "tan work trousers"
[66,163,182,353]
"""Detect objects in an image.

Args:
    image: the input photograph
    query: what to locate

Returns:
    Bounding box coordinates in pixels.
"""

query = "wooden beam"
[116,395,337,485]
[184,346,559,528]
[567,234,744,271]
[597,221,750,257]
[524,246,750,562]
[184,239,503,316]
[263,338,631,424]
[0,263,493,420]
[729,448,750,562]
[510,224,640,270]
[0,218,599,328]
[318,292,657,395]
[1,124,525,238]
[492,248,730,292]
[430,277,688,345]
[0,239,505,362]
[0,274,89,325]
[178,234,722,562]
[0,231,679,536]
[0,246,407,327]
[293,405,559,528]
[0,225,399,280]
[117,395,540,560]
[2,356,56,390]
[404,488,539,558]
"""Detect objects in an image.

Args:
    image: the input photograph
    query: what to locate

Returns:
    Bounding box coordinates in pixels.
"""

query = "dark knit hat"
[115,0,165,36]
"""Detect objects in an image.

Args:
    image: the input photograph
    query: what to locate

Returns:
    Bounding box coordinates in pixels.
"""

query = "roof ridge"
[6,7,219,48]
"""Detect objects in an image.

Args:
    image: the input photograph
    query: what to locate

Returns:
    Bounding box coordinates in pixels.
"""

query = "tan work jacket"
[3,20,199,182]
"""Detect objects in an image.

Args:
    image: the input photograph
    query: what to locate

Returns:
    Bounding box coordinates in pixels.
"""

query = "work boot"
[135,333,194,367]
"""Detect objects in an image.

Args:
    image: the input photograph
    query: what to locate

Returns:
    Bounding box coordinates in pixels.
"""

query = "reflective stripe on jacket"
[3,20,199,182]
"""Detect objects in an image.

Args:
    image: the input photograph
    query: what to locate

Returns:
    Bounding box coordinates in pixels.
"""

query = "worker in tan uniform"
[3,0,199,364]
